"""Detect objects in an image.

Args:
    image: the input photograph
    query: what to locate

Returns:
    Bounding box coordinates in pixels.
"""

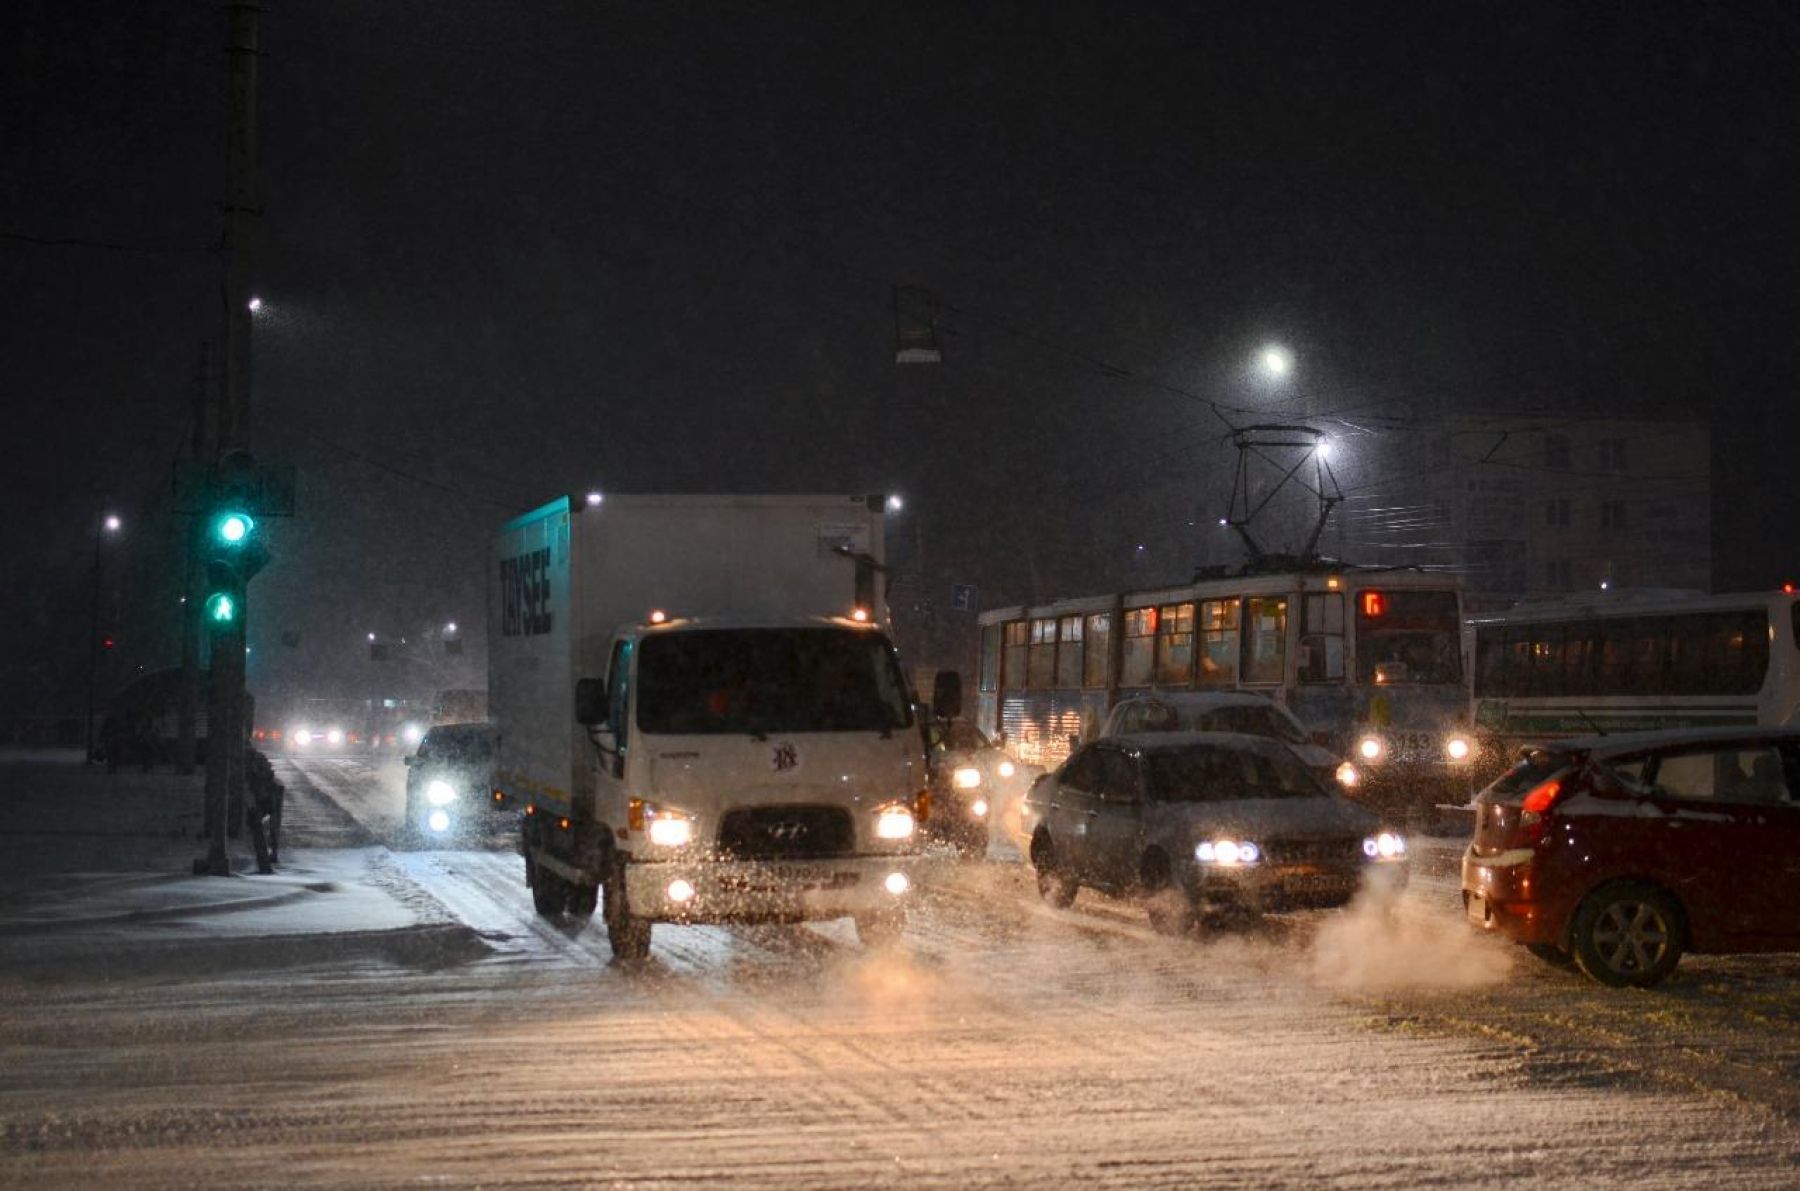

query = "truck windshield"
[636,628,915,736]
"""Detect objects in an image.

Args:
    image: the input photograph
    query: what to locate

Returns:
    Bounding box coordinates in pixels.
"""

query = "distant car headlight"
[1363,832,1407,860]
[969,798,989,818]
[402,723,424,746]
[1445,735,1472,762]
[1357,736,1385,762]
[427,810,451,833]
[1196,838,1260,866]
[426,780,456,806]
[874,803,917,840]
[326,727,345,746]
[1335,761,1359,788]
[953,766,982,789]
[997,760,1016,778]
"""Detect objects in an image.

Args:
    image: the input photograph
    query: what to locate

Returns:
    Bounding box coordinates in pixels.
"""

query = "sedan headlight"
[1362,831,1407,860]
[425,779,457,806]
[969,798,989,818]
[952,766,982,789]
[1335,761,1360,788]
[1195,838,1261,866]
[1445,734,1472,762]
[874,803,917,840]
[326,727,345,746]
[402,723,425,746]
[1357,736,1385,762]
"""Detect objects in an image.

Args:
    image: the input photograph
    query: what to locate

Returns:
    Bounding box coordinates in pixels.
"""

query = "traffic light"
[203,590,238,627]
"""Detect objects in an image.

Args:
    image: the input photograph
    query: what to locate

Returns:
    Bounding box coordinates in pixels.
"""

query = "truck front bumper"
[623,853,928,924]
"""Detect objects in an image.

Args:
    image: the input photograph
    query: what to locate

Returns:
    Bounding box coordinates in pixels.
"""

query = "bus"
[1468,589,1800,772]
[976,566,1474,816]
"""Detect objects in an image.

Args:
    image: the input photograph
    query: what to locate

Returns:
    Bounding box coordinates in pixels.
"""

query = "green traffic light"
[214,510,255,546]
[204,592,237,625]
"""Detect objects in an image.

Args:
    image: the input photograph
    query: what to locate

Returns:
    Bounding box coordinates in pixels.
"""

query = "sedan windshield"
[637,628,914,735]
[1146,743,1325,802]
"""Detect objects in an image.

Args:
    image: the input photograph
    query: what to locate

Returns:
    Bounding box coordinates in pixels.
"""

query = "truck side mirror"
[932,670,963,720]
[574,677,609,727]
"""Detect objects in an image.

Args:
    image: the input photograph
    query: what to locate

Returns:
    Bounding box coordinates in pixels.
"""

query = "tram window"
[1027,618,1057,691]
[1299,592,1345,684]
[1122,608,1156,688]
[1156,603,1195,686]
[1056,616,1084,688]
[1198,599,1237,686]
[1084,613,1111,688]
[1241,596,1288,685]
[979,625,1001,693]
[1002,621,1028,692]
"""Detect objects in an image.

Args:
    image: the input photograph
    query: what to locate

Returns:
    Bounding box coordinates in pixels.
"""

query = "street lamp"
[1257,344,1293,380]
[86,511,122,763]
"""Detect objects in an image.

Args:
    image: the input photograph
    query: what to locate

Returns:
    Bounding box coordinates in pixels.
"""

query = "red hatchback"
[1463,727,1800,987]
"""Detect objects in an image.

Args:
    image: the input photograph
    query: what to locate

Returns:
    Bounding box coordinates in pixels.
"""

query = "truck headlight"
[1357,736,1385,762]
[1363,832,1407,860]
[1445,735,1472,762]
[1335,761,1360,788]
[1196,839,1260,866]
[426,779,456,806]
[874,803,916,840]
[953,766,982,789]
[628,798,696,847]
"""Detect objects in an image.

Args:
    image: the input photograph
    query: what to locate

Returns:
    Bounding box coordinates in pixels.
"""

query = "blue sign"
[950,583,976,612]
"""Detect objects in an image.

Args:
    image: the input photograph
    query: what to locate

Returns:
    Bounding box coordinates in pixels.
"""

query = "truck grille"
[1262,837,1362,867]
[716,805,855,860]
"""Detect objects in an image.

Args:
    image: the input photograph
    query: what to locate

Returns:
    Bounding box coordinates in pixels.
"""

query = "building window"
[1197,599,1237,686]
[1544,498,1570,527]
[1240,596,1288,684]
[1600,500,1628,530]
[1299,592,1345,683]
[1155,603,1195,686]
[1027,618,1057,691]
[1544,434,1571,470]
[1001,621,1027,691]
[1083,613,1111,688]
[1054,615,1084,689]
[1545,560,1572,590]
[1121,607,1157,687]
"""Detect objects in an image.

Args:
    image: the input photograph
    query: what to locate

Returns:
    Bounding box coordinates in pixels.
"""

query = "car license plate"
[1465,893,1488,925]
[1284,873,1352,895]
[723,866,858,892]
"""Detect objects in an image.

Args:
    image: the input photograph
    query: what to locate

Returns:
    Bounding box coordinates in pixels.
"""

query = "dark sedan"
[1023,732,1408,934]
[401,722,500,844]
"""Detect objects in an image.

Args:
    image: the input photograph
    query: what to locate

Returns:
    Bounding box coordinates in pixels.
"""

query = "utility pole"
[199,3,260,876]
[177,344,212,777]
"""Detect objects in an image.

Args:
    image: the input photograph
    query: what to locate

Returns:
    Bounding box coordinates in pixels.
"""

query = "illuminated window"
[1055,615,1084,688]
[1027,618,1057,690]
[1121,607,1157,687]
[1240,596,1288,684]
[1299,592,1344,683]
[1001,621,1028,691]
[1083,613,1111,688]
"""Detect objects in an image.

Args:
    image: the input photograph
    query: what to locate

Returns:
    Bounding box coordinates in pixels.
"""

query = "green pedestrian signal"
[204,591,238,627]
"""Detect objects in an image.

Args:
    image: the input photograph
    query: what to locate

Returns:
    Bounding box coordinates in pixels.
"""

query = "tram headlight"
[1357,736,1385,763]
[1335,761,1360,788]
[1445,734,1472,762]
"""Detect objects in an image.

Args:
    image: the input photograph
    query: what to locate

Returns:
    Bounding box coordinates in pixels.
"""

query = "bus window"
[1002,621,1027,692]
[1084,613,1111,688]
[1027,618,1056,690]
[1055,616,1084,688]
[1355,590,1461,685]
[1299,592,1345,684]
[1198,599,1237,686]
[1241,596,1288,685]
[1156,603,1194,686]
[1122,608,1156,687]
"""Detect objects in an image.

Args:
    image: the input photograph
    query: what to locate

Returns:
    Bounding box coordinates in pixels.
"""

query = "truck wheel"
[602,858,652,961]
[531,870,567,917]
[567,882,599,920]
[854,909,906,948]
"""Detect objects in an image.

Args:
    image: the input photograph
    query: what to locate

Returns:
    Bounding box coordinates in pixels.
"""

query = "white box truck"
[489,494,938,959]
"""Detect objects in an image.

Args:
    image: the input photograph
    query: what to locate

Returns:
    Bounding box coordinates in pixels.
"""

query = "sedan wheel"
[1571,883,1684,988]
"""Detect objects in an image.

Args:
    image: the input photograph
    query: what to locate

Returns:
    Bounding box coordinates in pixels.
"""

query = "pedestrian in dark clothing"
[243,747,284,873]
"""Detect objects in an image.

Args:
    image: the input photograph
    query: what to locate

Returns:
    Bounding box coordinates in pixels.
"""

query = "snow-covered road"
[3,755,1797,1188]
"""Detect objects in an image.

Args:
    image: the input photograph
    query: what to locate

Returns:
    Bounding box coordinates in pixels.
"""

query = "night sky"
[4,2,1797,714]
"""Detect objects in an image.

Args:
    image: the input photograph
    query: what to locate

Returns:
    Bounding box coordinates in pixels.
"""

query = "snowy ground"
[2,753,1798,1187]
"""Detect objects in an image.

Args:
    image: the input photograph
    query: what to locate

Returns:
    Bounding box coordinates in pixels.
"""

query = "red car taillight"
[1515,777,1565,844]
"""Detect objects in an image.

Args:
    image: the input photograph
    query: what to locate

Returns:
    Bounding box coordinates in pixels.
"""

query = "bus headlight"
[1335,761,1360,788]
[1357,736,1385,762]
[874,803,917,840]
[952,766,982,789]
[1445,735,1472,762]
[426,780,456,806]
